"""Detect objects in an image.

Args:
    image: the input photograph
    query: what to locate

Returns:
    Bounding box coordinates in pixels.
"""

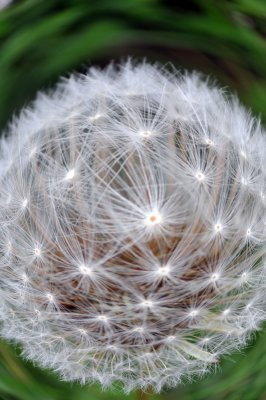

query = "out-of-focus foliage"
[0,0,265,399]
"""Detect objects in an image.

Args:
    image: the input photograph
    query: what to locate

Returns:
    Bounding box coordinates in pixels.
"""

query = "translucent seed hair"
[0,61,266,393]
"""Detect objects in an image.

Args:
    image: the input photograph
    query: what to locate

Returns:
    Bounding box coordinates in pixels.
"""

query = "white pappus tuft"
[0,60,266,393]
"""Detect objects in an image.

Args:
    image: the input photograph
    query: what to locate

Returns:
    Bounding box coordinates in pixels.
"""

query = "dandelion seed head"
[0,61,266,393]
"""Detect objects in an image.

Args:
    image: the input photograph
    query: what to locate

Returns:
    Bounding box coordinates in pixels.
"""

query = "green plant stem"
[136,388,153,400]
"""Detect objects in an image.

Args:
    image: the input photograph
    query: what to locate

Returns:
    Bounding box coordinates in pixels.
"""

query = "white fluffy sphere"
[0,61,266,392]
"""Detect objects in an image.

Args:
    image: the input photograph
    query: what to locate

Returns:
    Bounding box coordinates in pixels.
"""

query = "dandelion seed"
[214,223,222,233]
[46,293,54,303]
[157,265,170,276]
[166,335,176,342]
[133,326,144,333]
[22,199,28,208]
[89,113,102,121]
[6,241,11,252]
[189,310,199,317]
[223,308,230,316]
[97,315,108,322]
[206,138,214,146]
[79,264,92,276]
[140,130,152,138]
[29,146,37,158]
[140,299,153,308]
[143,351,153,357]
[21,273,29,283]
[246,228,251,237]
[5,195,11,205]
[145,210,162,226]
[195,171,205,182]
[241,272,249,283]
[65,169,75,180]
[34,309,41,317]
[34,247,41,257]
[241,177,248,186]
[210,273,220,283]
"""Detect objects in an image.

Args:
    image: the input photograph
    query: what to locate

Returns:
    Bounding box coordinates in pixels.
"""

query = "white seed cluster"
[0,61,266,392]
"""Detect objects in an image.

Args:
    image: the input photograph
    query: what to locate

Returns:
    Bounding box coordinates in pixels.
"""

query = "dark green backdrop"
[0,1,266,399]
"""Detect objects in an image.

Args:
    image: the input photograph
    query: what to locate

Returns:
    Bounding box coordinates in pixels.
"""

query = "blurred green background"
[0,0,266,399]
